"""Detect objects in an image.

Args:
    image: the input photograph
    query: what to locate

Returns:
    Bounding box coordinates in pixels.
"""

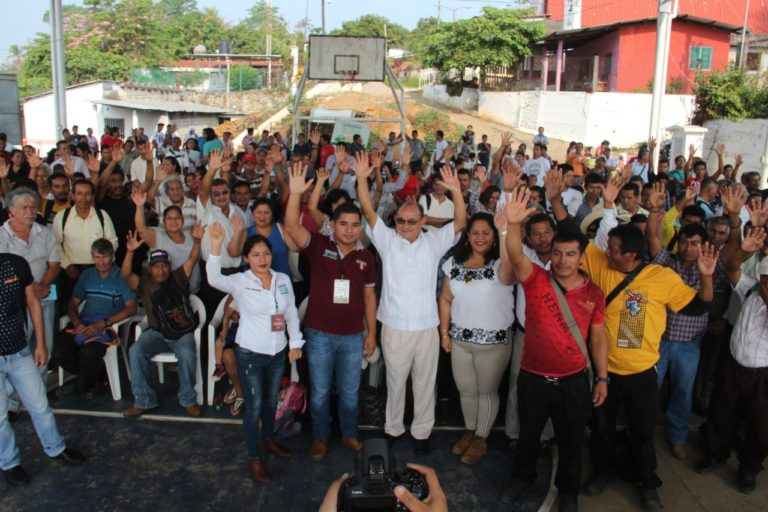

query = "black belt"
[521,368,587,385]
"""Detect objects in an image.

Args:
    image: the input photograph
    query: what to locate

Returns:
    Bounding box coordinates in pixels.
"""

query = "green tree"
[421,7,544,74]
[693,68,768,123]
[330,15,409,48]
[405,16,439,59]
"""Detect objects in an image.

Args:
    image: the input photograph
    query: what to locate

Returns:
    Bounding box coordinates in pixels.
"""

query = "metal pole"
[649,0,674,168]
[739,0,751,69]
[50,0,67,137]
[226,56,231,110]
[321,0,326,34]
[267,0,272,89]
[437,0,441,22]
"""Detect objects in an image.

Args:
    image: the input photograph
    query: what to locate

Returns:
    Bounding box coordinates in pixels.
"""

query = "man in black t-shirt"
[0,253,84,486]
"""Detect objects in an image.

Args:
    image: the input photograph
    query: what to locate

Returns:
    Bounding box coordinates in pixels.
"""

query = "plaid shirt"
[653,247,725,342]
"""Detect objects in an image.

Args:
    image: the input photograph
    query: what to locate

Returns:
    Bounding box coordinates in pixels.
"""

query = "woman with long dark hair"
[438,212,515,464]
[207,224,303,483]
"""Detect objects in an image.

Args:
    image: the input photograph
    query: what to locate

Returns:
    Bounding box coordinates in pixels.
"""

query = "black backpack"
[151,279,197,340]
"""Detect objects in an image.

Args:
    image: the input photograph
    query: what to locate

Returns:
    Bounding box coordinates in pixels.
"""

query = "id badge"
[271,314,286,332]
[333,279,351,304]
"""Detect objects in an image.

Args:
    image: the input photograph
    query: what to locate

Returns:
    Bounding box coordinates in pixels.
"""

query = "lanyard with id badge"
[270,283,285,332]
[333,247,352,305]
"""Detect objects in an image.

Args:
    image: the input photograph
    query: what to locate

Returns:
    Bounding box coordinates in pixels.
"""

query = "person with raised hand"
[357,151,466,455]
[283,161,377,462]
[206,221,303,484]
[499,187,608,511]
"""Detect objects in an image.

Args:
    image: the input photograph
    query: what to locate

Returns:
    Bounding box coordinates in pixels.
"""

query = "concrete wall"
[702,119,768,185]
[422,85,479,112]
[123,85,286,114]
[475,90,695,147]
[0,74,22,145]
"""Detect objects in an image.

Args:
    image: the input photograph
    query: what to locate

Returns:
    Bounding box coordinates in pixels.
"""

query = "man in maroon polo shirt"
[284,162,377,462]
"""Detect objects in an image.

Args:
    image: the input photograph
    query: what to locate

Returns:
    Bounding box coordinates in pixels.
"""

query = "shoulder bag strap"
[605,263,647,306]
[549,275,594,389]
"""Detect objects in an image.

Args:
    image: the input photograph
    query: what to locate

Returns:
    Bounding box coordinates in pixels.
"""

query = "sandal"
[230,397,245,416]
[223,386,237,405]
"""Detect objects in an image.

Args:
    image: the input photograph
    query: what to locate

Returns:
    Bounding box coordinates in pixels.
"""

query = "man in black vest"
[120,228,203,418]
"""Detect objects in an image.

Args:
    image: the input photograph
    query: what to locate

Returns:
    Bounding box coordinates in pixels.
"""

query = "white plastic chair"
[57,305,135,401]
[134,294,206,405]
[205,296,229,406]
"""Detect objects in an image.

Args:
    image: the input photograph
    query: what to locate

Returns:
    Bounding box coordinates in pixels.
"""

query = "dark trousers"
[694,324,732,409]
[511,369,591,495]
[705,357,768,473]
[51,333,108,392]
[589,366,659,486]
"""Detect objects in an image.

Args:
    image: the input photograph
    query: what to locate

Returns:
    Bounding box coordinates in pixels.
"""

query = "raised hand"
[354,151,372,180]
[230,214,244,235]
[288,162,312,195]
[696,242,719,277]
[475,166,488,184]
[683,185,698,205]
[741,226,766,253]
[747,198,768,228]
[208,149,222,171]
[191,222,205,241]
[721,185,746,215]
[648,182,666,211]
[544,168,564,202]
[735,154,744,167]
[715,143,725,157]
[648,137,657,151]
[141,142,154,161]
[0,157,8,179]
[27,151,43,169]
[111,146,124,163]
[501,157,522,191]
[209,222,226,244]
[500,132,512,147]
[315,167,330,184]
[309,129,321,146]
[439,165,461,193]
[504,187,538,226]
[688,144,697,157]
[125,230,144,252]
[370,150,382,169]
[494,208,507,232]
[131,189,147,207]
[442,145,453,162]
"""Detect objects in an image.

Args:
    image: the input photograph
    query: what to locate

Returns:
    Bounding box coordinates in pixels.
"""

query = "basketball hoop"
[339,70,357,84]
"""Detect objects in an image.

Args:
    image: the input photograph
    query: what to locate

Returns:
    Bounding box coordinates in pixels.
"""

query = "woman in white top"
[207,223,303,484]
[438,212,515,464]
[131,190,201,293]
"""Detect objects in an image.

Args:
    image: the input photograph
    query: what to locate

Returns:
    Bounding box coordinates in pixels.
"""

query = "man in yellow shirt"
[580,223,717,511]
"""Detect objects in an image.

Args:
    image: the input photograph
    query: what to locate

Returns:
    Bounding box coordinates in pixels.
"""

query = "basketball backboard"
[308,36,386,81]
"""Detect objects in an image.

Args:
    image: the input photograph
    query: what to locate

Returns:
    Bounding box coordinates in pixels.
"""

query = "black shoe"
[638,484,662,511]
[3,465,30,486]
[385,433,403,449]
[696,456,721,474]
[738,467,757,494]
[52,448,85,466]
[499,477,535,504]
[582,474,612,496]
[54,383,76,398]
[558,492,578,512]
[413,438,430,455]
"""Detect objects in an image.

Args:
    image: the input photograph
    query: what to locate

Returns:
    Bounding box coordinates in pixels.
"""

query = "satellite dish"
[193,45,207,55]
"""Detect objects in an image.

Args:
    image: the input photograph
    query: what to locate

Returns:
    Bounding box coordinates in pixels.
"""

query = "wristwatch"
[103,318,112,328]
[596,376,610,383]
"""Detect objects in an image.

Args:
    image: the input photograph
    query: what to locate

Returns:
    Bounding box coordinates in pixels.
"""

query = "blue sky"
[0,0,535,64]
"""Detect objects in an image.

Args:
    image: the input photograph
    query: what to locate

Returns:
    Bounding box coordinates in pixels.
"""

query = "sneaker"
[212,364,227,382]
[638,484,662,511]
[123,406,156,418]
[223,387,237,405]
[737,466,757,494]
[460,436,487,464]
[499,477,535,504]
[229,397,244,416]
[3,465,30,486]
[452,430,475,455]
[583,473,612,496]
[52,448,86,466]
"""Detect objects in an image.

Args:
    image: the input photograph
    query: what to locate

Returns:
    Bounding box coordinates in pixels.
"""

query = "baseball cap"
[241,154,257,163]
[148,249,171,266]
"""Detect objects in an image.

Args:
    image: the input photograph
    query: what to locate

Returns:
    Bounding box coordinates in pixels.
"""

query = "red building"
[519,1,762,93]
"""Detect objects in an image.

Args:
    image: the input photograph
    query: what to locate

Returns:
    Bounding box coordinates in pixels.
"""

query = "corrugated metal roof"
[90,98,227,114]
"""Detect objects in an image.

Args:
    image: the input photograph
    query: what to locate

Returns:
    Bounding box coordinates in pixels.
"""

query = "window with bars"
[689,46,713,71]
[104,118,125,139]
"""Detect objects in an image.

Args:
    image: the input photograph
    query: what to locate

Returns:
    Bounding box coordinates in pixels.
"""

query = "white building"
[23,80,233,149]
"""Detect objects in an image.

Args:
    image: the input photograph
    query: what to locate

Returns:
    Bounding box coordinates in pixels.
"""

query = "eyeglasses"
[395,217,422,226]
[211,190,230,198]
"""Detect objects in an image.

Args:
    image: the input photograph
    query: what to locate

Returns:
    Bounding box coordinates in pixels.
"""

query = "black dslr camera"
[337,438,428,512]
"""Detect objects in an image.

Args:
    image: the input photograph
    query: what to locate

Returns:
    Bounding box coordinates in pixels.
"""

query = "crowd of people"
[0,120,766,512]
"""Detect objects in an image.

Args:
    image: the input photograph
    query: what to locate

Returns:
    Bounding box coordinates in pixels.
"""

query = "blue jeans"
[305,328,364,439]
[5,302,56,412]
[235,345,285,460]
[0,346,66,469]
[129,330,197,409]
[656,336,702,444]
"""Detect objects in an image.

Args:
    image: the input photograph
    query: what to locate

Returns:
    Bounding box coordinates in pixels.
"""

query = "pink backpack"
[275,380,307,437]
